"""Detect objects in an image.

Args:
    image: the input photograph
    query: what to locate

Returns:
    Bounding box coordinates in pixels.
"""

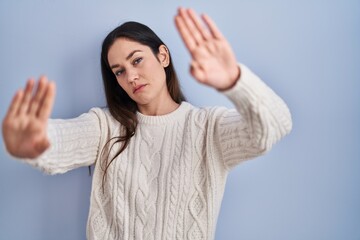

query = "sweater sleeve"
[215,64,292,170]
[21,108,107,175]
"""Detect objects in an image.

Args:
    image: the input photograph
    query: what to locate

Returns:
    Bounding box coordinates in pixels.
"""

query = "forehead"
[108,38,149,60]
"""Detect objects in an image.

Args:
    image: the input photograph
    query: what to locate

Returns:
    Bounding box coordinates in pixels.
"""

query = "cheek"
[145,57,163,73]
[147,62,166,82]
[117,80,131,94]
[116,79,123,88]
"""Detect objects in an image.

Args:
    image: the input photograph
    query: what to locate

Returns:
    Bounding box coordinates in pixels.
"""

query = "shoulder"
[184,102,230,125]
[88,107,121,132]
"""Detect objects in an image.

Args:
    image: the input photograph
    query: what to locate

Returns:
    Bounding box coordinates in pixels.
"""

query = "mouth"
[133,84,147,94]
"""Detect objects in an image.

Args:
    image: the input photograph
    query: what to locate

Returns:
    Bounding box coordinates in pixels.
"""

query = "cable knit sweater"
[25,64,292,240]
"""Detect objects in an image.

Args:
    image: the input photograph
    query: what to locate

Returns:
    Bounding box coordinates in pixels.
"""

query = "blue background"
[0,0,359,239]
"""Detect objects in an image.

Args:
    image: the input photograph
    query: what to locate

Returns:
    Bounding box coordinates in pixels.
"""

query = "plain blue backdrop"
[0,0,359,239]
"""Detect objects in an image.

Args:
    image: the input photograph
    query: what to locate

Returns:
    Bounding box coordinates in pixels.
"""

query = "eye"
[133,57,143,65]
[115,69,124,77]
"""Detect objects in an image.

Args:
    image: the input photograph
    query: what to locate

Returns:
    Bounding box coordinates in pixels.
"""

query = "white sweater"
[25,64,292,240]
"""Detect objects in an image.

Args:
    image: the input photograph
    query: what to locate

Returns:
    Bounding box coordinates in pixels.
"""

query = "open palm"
[2,77,55,158]
[175,8,240,90]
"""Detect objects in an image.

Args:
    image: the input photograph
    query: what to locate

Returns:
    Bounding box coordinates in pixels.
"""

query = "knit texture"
[23,64,292,240]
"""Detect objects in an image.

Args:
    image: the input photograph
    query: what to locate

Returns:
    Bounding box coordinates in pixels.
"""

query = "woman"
[2,8,292,240]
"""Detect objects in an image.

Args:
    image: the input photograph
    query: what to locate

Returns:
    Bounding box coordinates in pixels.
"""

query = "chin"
[134,98,152,106]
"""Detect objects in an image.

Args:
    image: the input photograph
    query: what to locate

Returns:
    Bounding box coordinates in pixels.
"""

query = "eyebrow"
[110,50,143,69]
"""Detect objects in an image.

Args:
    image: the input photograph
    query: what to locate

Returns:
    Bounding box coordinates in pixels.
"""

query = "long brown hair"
[100,21,186,188]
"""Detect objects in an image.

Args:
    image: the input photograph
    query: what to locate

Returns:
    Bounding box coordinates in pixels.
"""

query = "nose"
[127,68,139,84]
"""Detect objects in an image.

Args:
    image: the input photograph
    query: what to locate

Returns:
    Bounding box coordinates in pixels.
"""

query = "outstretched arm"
[175,8,292,170]
[2,76,56,158]
[174,7,240,91]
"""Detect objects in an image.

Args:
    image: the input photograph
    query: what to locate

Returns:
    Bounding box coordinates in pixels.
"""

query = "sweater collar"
[136,101,192,125]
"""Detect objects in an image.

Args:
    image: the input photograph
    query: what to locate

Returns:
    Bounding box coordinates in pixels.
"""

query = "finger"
[187,9,212,41]
[201,14,224,40]
[6,89,24,118]
[38,81,56,120]
[29,76,48,116]
[175,14,197,52]
[190,61,206,83]
[178,8,204,46]
[18,79,35,116]
[204,41,217,55]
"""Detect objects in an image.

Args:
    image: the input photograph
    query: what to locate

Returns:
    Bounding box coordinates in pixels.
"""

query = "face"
[107,38,170,107]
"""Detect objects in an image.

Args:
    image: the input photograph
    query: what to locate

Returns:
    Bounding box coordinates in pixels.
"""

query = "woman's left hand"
[175,8,240,91]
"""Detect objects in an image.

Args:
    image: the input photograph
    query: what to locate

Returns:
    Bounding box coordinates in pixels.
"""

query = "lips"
[133,84,147,94]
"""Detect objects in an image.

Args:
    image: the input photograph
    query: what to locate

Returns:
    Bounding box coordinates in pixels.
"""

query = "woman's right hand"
[2,76,56,159]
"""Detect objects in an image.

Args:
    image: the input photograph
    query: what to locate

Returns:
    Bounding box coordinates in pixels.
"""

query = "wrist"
[218,65,241,91]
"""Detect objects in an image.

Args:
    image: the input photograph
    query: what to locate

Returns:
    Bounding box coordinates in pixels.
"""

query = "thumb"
[190,61,206,83]
[34,137,50,154]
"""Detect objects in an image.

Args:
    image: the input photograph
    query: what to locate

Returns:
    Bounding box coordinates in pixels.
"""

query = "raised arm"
[2,76,56,159]
[175,8,292,170]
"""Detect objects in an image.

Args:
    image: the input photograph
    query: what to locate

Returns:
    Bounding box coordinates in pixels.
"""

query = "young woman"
[2,8,292,240]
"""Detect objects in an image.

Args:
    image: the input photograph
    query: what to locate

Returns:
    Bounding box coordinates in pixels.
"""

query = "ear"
[158,45,170,67]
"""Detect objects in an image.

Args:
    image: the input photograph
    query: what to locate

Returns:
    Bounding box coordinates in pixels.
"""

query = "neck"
[137,94,179,116]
